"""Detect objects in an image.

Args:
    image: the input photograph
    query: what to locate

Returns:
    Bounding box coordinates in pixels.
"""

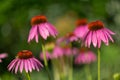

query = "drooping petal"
[105,28,115,35]
[39,24,49,39]
[20,59,24,73]
[96,30,101,48]
[45,23,58,37]
[92,31,97,47]
[28,26,38,43]
[8,59,19,71]
[87,31,92,48]
[99,29,107,44]
[27,59,32,72]
[24,60,28,73]
[15,60,20,74]
[104,29,114,42]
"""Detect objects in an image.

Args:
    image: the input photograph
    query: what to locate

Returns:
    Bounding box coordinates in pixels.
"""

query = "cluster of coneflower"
[0,15,115,80]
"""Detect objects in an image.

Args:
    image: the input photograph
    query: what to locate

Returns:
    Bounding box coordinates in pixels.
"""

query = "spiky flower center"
[31,15,47,25]
[88,20,104,30]
[17,50,33,59]
[76,19,87,26]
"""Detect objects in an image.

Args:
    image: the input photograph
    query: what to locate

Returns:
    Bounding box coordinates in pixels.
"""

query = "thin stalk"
[25,72,31,80]
[42,44,51,80]
[68,56,73,80]
[85,65,92,80]
[98,48,101,80]
[42,44,48,66]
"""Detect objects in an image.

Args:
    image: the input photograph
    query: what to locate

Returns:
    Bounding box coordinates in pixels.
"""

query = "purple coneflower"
[84,20,115,48]
[0,53,8,63]
[52,46,64,58]
[28,15,58,43]
[8,50,43,74]
[75,48,96,64]
[65,32,78,42]
[74,19,88,39]
[40,51,51,60]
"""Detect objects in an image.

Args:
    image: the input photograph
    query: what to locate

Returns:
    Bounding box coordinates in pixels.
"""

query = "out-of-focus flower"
[28,15,58,43]
[74,19,88,39]
[84,20,115,48]
[75,48,96,64]
[52,46,64,58]
[0,53,8,63]
[65,32,78,42]
[40,51,51,60]
[8,50,43,74]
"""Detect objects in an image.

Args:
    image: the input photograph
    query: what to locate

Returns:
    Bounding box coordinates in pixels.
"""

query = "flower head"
[40,51,51,60]
[28,15,58,43]
[65,32,78,42]
[74,19,88,39]
[75,48,96,64]
[8,50,43,74]
[0,53,8,63]
[52,46,64,58]
[84,20,115,48]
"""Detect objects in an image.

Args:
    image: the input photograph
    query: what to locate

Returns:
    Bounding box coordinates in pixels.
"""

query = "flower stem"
[85,65,92,80]
[98,48,101,80]
[42,44,48,66]
[68,56,73,80]
[42,44,51,80]
[25,72,31,80]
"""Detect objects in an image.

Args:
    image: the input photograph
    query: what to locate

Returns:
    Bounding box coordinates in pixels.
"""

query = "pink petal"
[45,23,58,37]
[105,28,115,35]
[28,26,38,43]
[24,60,28,73]
[87,31,92,48]
[8,59,19,71]
[99,29,107,44]
[96,30,101,48]
[27,59,32,72]
[39,24,49,39]
[15,60,20,73]
[20,59,24,73]
[29,58,35,70]
[92,31,97,47]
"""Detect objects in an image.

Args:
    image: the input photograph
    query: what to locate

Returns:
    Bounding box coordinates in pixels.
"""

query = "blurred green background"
[0,0,120,80]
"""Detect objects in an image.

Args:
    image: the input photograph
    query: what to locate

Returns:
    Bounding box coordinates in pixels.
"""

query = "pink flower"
[75,48,96,64]
[8,50,43,74]
[0,53,8,63]
[52,46,64,58]
[40,51,51,60]
[28,15,58,43]
[84,20,115,48]
[74,19,88,39]
[65,32,78,42]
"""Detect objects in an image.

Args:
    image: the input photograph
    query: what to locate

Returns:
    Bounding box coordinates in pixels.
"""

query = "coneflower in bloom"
[40,51,51,60]
[28,15,58,43]
[0,53,8,63]
[74,19,88,39]
[65,32,78,42]
[8,50,43,73]
[52,46,64,58]
[75,48,96,64]
[84,20,115,48]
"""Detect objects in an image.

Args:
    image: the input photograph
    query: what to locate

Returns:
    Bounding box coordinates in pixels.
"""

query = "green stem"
[98,48,101,80]
[68,56,73,80]
[42,44,51,80]
[85,65,92,80]
[42,44,48,66]
[25,72,31,80]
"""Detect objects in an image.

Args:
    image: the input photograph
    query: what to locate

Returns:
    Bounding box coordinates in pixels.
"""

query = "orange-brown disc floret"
[31,15,47,26]
[76,19,87,26]
[17,50,33,59]
[88,20,104,31]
